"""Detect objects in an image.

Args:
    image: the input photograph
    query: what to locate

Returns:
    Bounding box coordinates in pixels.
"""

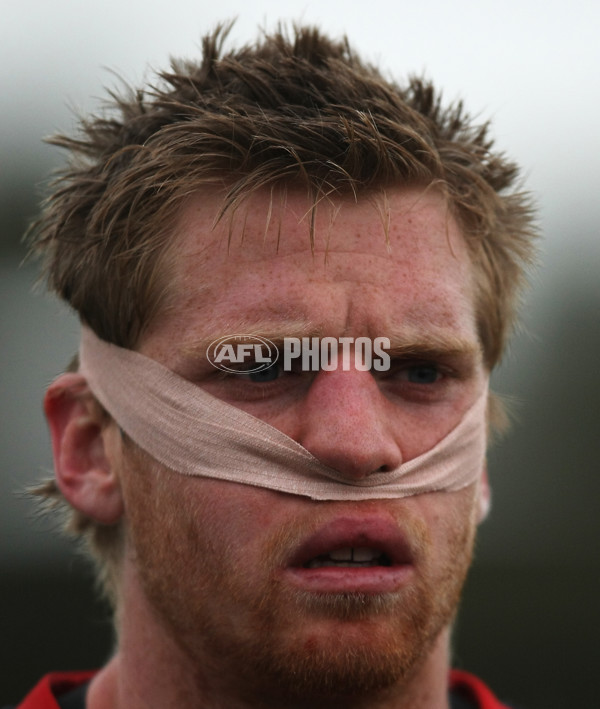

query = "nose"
[296,368,403,480]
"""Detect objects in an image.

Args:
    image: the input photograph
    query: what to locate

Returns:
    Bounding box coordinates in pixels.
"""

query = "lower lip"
[282,564,413,594]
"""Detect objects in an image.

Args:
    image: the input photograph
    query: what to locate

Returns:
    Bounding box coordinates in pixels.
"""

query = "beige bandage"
[79,327,488,501]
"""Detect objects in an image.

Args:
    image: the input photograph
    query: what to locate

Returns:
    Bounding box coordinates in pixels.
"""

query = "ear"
[44,373,124,524]
[477,465,491,523]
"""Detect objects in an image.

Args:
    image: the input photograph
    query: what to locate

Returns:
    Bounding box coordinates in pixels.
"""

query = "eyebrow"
[383,329,482,361]
[179,318,320,358]
[180,321,481,363]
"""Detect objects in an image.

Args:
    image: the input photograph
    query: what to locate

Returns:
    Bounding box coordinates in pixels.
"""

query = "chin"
[231,586,447,706]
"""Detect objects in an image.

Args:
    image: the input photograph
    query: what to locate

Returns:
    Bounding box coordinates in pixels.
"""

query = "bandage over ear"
[79,327,488,501]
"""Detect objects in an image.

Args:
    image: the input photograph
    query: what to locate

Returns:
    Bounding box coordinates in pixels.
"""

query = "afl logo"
[206,335,279,373]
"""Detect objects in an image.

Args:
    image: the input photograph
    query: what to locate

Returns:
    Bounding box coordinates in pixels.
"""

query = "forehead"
[175,185,465,255]
[142,186,477,355]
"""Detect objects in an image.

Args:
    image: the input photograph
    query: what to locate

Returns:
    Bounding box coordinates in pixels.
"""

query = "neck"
[87,561,452,709]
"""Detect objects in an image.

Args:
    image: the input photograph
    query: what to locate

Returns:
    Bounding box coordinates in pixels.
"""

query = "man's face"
[118,187,487,704]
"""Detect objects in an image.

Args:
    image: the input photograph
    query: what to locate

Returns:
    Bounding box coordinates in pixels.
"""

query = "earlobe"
[44,373,124,524]
[477,466,491,523]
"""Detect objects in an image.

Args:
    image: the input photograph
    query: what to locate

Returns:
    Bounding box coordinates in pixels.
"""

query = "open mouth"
[304,547,393,569]
[283,516,414,594]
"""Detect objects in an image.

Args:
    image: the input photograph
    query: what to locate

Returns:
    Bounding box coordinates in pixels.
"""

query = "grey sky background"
[3,0,599,241]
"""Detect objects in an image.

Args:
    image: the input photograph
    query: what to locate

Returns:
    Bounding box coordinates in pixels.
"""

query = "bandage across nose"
[79,327,488,501]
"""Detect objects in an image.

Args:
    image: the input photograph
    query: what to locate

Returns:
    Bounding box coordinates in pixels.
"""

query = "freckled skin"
[110,187,488,709]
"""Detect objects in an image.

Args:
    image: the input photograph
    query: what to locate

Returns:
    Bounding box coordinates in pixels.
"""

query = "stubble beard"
[123,459,476,707]
[220,531,472,706]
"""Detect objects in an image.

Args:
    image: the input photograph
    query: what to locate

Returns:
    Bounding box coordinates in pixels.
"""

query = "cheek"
[188,480,287,555]
[414,486,480,567]
[124,463,287,579]
[450,499,479,568]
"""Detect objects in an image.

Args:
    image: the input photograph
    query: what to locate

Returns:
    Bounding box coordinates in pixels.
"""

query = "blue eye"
[406,365,440,384]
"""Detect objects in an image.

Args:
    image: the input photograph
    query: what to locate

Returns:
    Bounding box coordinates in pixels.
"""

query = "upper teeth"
[305,547,384,568]
[329,547,380,562]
